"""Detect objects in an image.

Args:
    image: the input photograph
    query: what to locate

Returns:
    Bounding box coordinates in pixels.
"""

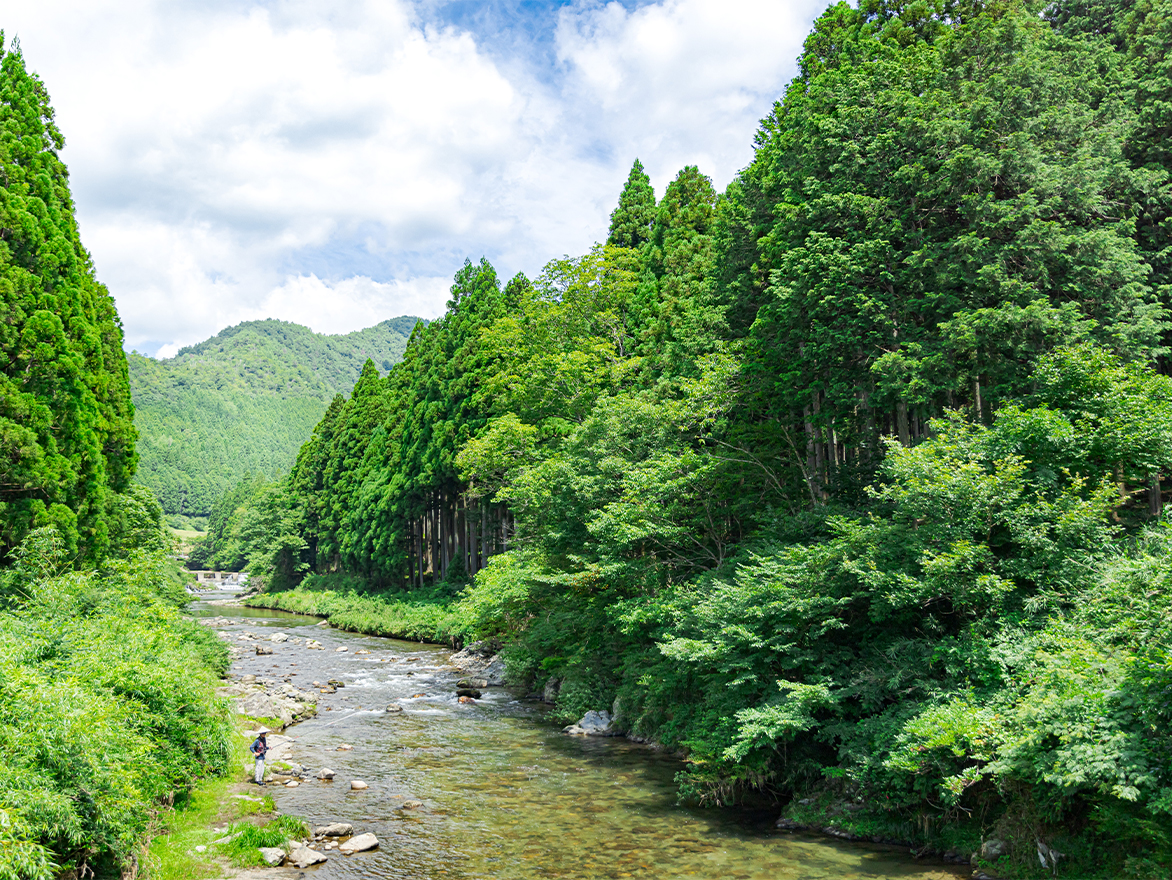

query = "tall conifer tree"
[0,37,137,564]
[606,159,656,250]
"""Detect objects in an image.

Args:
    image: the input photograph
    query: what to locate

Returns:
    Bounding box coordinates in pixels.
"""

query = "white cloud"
[3,0,825,355]
[256,274,449,336]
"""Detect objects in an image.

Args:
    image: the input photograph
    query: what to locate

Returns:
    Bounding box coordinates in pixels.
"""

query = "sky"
[3,0,828,357]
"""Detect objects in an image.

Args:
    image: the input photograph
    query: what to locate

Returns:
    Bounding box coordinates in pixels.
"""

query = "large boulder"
[980,839,1007,861]
[315,823,353,838]
[450,641,506,685]
[564,710,617,736]
[258,847,285,866]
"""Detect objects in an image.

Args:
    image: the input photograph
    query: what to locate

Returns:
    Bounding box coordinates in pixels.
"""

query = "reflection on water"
[192,589,965,880]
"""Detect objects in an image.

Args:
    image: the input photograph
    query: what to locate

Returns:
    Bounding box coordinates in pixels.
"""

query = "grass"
[146,721,289,880]
[147,768,235,880]
[214,817,311,867]
[244,575,470,644]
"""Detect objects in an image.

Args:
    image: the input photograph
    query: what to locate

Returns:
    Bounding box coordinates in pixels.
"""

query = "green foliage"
[231,2,1172,875]
[0,528,234,880]
[0,36,137,566]
[129,318,418,517]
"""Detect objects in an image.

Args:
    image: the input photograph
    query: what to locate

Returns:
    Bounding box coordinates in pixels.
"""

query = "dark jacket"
[250,737,268,758]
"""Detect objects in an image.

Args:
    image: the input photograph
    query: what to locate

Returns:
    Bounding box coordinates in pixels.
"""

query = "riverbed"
[190,589,966,880]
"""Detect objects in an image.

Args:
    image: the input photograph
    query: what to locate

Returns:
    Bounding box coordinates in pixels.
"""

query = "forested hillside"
[129,317,419,522]
[234,1,1172,875]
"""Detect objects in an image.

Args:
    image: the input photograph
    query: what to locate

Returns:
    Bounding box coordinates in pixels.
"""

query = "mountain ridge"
[129,316,422,522]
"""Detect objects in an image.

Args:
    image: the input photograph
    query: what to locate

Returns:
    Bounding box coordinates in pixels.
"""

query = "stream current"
[190,589,966,880]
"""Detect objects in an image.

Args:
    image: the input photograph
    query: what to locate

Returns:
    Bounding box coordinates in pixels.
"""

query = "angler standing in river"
[250,730,268,784]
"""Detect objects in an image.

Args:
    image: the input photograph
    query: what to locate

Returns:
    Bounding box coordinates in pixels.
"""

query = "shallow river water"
[190,590,965,880]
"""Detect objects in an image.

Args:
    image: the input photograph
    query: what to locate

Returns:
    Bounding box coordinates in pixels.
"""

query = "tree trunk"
[415,516,423,587]
[430,500,439,579]
[896,399,910,447]
[481,500,489,568]
[1152,472,1163,517]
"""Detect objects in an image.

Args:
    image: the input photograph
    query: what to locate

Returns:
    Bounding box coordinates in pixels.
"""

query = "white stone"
[315,823,353,837]
[350,780,368,790]
[270,633,288,643]
[287,844,327,868]
[259,847,285,867]
[338,833,378,855]
[317,767,335,779]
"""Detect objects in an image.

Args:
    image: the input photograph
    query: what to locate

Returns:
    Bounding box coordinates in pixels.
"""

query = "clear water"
[191,590,965,880]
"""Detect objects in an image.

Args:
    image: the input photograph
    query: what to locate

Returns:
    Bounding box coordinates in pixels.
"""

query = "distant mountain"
[129,317,420,522]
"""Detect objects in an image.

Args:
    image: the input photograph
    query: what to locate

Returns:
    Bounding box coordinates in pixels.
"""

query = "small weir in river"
[190,589,966,880]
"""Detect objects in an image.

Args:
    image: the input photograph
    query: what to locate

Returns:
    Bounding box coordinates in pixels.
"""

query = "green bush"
[0,529,234,880]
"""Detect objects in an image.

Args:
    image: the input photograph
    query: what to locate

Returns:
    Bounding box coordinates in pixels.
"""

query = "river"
[190,588,967,880]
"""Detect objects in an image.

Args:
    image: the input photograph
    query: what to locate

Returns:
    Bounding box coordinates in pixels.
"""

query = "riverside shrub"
[0,529,233,880]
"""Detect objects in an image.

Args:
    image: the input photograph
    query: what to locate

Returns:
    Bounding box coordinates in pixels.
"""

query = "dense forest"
[230,0,1172,875]
[0,35,234,880]
[128,317,418,524]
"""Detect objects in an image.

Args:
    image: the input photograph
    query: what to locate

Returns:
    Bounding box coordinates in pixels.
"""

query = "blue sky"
[4,0,828,356]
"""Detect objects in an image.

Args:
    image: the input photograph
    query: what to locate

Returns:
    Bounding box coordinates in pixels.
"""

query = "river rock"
[327,680,345,688]
[449,641,507,685]
[270,633,288,643]
[317,768,336,780]
[350,780,368,790]
[458,695,475,703]
[335,647,348,653]
[385,703,404,713]
[541,678,560,703]
[456,687,482,699]
[255,645,274,655]
[285,781,299,787]
[259,847,285,866]
[338,833,378,855]
[287,844,327,868]
[307,640,324,650]
[399,800,423,810]
[337,743,353,750]
[980,839,1007,860]
[564,710,616,736]
[315,823,353,837]
[457,678,488,689]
